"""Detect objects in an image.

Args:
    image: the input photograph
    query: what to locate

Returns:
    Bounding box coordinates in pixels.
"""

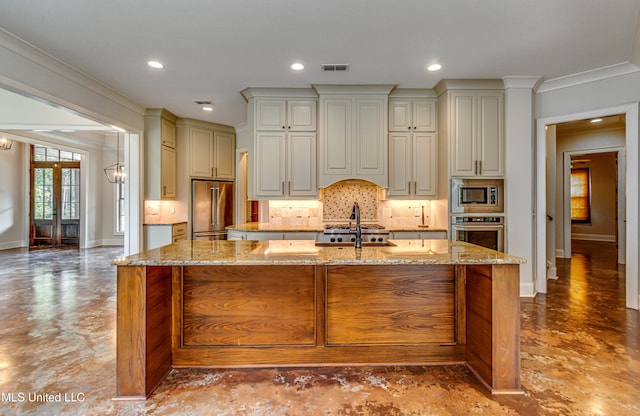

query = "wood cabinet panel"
[181,265,316,346]
[326,265,455,345]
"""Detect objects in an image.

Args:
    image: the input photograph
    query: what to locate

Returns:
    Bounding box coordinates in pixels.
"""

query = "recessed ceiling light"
[202,106,213,112]
[291,63,304,71]
[147,60,164,69]
[590,118,603,123]
[427,63,442,72]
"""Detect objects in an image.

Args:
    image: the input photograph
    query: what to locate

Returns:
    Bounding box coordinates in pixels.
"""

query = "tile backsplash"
[321,179,379,221]
[266,179,446,228]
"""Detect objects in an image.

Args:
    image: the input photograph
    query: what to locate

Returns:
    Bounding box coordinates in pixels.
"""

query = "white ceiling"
[0,0,639,127]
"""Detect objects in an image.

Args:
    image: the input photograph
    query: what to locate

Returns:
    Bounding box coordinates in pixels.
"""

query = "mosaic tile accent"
[321,180,379,221]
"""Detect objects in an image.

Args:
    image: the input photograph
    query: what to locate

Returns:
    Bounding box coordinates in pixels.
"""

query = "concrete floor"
[0,240,638,415]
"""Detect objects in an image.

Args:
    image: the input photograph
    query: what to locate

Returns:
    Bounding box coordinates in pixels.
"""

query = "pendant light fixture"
[104,132,125,183]
[0,136,13,150]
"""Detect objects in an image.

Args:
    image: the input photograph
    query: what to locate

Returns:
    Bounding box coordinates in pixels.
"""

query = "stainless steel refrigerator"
[191,179,234,240]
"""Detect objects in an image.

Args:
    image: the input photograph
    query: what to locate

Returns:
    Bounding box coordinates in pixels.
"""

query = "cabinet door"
[413,133,437,197]
[449,92,476,177]
[387,133,412,197]
[287,100,317,131]
[161,146,176,198]
[255,132,286,197]
[389,100,412,132]
[189,127,214,178]
[321,98,352,175]
[477,92,504,176]
[161,119,176,148]
[288,133,317,197]
[413,99,436,132]
[214,131,235,180]
[355,98,385,176]
[256,99,286,131]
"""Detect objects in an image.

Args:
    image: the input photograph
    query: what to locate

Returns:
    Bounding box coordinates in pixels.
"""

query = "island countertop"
[113,239,525,266]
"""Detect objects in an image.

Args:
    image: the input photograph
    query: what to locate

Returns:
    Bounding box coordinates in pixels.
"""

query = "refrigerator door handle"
[211,187,220,226]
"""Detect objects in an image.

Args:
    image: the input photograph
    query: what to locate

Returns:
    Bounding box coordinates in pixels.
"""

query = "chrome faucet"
[350,202,362,249]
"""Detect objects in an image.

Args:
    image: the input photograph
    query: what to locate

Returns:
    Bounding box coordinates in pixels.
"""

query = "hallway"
[0,242,637,415]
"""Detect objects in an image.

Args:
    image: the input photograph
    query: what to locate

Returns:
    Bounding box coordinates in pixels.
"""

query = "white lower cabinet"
[390,230,447,240]
[144,222,187,250]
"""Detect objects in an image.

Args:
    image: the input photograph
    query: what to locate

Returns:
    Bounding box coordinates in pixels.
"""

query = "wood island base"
[116,262,522,398]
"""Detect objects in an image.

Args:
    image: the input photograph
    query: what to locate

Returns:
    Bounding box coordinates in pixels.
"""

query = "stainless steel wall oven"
[451,215,504,252]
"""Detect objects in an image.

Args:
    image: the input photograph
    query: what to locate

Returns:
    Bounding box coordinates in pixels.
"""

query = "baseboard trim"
[519,282,536,298]
[556,248,566,258]
[0,240,27,250]
[572,233,616,242]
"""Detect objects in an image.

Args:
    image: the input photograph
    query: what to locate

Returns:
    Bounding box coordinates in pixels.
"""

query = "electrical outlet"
[414,207,420,217]
[169,206,175,214]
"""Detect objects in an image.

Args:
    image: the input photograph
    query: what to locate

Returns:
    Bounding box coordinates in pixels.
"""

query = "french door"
[30,147,81,248]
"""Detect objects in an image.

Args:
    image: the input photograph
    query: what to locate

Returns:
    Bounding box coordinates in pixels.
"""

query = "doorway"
[29,145,81,248]
[536,104,638,310]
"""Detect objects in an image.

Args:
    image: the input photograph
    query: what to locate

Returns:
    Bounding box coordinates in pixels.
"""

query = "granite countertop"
[144,221,187,226]
[113,239,525,267]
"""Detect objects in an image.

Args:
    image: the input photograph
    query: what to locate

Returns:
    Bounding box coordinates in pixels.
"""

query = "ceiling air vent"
[194,100,213,105]
[321,64,350,72]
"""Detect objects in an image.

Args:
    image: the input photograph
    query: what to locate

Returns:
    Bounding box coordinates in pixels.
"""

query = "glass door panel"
[30,145,81,248]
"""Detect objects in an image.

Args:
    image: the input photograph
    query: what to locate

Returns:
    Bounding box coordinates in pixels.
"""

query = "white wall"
[0,141,26,249]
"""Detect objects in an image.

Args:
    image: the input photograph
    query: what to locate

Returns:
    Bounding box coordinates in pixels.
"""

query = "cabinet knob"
[413,126,417,130]
[282,126,286,129]
[408,126,411,130]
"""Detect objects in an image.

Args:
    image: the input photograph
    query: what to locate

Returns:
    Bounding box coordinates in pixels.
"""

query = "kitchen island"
[114,239,525,399]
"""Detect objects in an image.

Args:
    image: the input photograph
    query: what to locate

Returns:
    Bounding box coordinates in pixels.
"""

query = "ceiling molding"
[537,62,640,93]
[502,76,543,90]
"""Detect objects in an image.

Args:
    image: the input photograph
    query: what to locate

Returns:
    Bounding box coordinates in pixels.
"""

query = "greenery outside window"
[570,168,591,223]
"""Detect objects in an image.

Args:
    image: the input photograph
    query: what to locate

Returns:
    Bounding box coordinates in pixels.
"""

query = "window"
[116,181,125,234]
[570,168,591,223]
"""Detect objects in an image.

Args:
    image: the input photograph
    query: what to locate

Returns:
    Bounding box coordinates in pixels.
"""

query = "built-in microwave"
[450,178,504,213]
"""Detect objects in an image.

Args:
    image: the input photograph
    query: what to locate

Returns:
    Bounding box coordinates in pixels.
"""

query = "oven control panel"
[453,216,503,223]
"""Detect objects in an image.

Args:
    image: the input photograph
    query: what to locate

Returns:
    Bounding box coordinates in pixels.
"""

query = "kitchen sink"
[315,241,396,248]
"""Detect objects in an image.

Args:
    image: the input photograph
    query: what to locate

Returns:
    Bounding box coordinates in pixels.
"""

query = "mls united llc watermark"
[2,392,85,403]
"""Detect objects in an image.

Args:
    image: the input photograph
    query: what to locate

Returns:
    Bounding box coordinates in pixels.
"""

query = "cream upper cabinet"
[255,132,286,197]
[387,132,437,198]
[214,131,235,180]
[447,90,504,177]
[256,98,316,131]
[179,119,236,180]
[316,85,394,188]
[160,146,177,198]
[144,109,177,200]
[254,131,317,198]
[189,127,214,178]
[389,98,436,132]
[161,118,176,148]
[242,87,319,200]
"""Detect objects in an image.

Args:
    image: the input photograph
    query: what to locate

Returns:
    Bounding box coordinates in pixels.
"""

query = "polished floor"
[0,240,637,415]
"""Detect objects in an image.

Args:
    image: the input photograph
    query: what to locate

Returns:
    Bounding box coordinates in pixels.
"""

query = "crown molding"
[537,62,640,93]
[502,76,543,90]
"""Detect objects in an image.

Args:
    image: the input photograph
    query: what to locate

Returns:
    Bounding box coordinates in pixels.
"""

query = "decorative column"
[502,76,541,296]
